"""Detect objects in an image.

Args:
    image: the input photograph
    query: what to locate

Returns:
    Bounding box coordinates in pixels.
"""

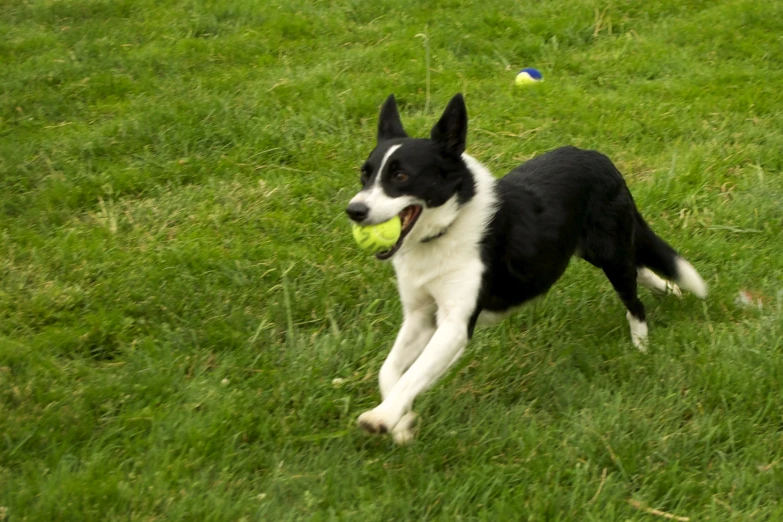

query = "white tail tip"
[675,257,708,299]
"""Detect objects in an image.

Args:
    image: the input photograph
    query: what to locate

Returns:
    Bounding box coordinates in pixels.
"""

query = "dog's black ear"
[377,94,408,142]
[430,93,467,156]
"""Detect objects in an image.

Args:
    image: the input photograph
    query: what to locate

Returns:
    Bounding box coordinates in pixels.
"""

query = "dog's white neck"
[393,153,498,270]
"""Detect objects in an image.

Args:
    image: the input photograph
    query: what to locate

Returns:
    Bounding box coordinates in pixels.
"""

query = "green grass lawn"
[2,0,783,519]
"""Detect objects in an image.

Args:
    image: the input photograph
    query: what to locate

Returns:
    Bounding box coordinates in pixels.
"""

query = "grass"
[1,0,783,519]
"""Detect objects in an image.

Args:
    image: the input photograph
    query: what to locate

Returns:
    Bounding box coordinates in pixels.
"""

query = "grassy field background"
[2,0,783,519]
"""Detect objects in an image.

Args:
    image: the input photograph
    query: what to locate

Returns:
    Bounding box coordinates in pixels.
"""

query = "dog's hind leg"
[578,204,650,349]
[636,267,682,297]
[603,262,649,351]
[634,212,707,299]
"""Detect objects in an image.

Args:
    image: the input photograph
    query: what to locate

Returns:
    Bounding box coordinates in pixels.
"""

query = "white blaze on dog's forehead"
[378,143,403,172]
[349,143,403,206]
[376,144,402,185]
[370,143,402,196]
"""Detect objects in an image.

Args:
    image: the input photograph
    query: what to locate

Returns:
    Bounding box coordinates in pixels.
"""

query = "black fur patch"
[359,94,476,208]
[474,146,679,326]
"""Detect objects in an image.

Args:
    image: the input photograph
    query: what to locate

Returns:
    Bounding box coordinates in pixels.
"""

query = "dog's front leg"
[379,307,436,400]
[358,314,470,437]
[378,308,436,445]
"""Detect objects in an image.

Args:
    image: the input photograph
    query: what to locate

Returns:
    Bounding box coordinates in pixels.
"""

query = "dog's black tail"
[634,212,708,298]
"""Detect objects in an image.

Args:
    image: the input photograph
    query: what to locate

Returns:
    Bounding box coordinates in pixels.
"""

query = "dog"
[346,93,707,444]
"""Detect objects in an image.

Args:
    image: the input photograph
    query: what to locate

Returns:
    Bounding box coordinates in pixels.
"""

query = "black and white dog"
[346,93,707,444]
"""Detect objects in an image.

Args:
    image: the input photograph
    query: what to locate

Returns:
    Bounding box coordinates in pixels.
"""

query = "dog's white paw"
[637,268,682,299]
[391,412,418,445]
[627,311,649,352]
[631,331,648,352]
[357,408,394,435]
[666,281,683,299]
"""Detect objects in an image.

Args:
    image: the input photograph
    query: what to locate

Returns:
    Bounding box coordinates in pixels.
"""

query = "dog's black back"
[473,146,685,336]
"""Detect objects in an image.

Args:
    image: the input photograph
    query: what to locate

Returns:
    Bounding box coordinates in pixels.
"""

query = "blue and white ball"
[515,67,543,86]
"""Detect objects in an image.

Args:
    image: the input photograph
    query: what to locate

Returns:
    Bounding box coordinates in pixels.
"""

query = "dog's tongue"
[400,207,412,228]
[399,205,421,231]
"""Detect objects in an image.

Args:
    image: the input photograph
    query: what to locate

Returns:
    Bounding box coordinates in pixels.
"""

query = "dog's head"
[346,93,476,259]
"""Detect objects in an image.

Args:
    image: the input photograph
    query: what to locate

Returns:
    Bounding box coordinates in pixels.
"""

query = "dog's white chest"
[393,239,485,314]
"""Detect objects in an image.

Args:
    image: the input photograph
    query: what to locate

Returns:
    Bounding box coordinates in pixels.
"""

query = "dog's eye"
[360,165,371,184]
[392,171,409,183]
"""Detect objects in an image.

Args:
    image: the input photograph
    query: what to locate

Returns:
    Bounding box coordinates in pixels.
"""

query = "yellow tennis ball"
[515,67,543,86]
[351,216,402,253]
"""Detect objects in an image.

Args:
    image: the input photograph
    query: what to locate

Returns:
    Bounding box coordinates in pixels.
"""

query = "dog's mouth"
[376,205,422,260]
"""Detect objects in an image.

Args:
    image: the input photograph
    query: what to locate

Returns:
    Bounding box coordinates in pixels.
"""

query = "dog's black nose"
[346,202,369,222]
